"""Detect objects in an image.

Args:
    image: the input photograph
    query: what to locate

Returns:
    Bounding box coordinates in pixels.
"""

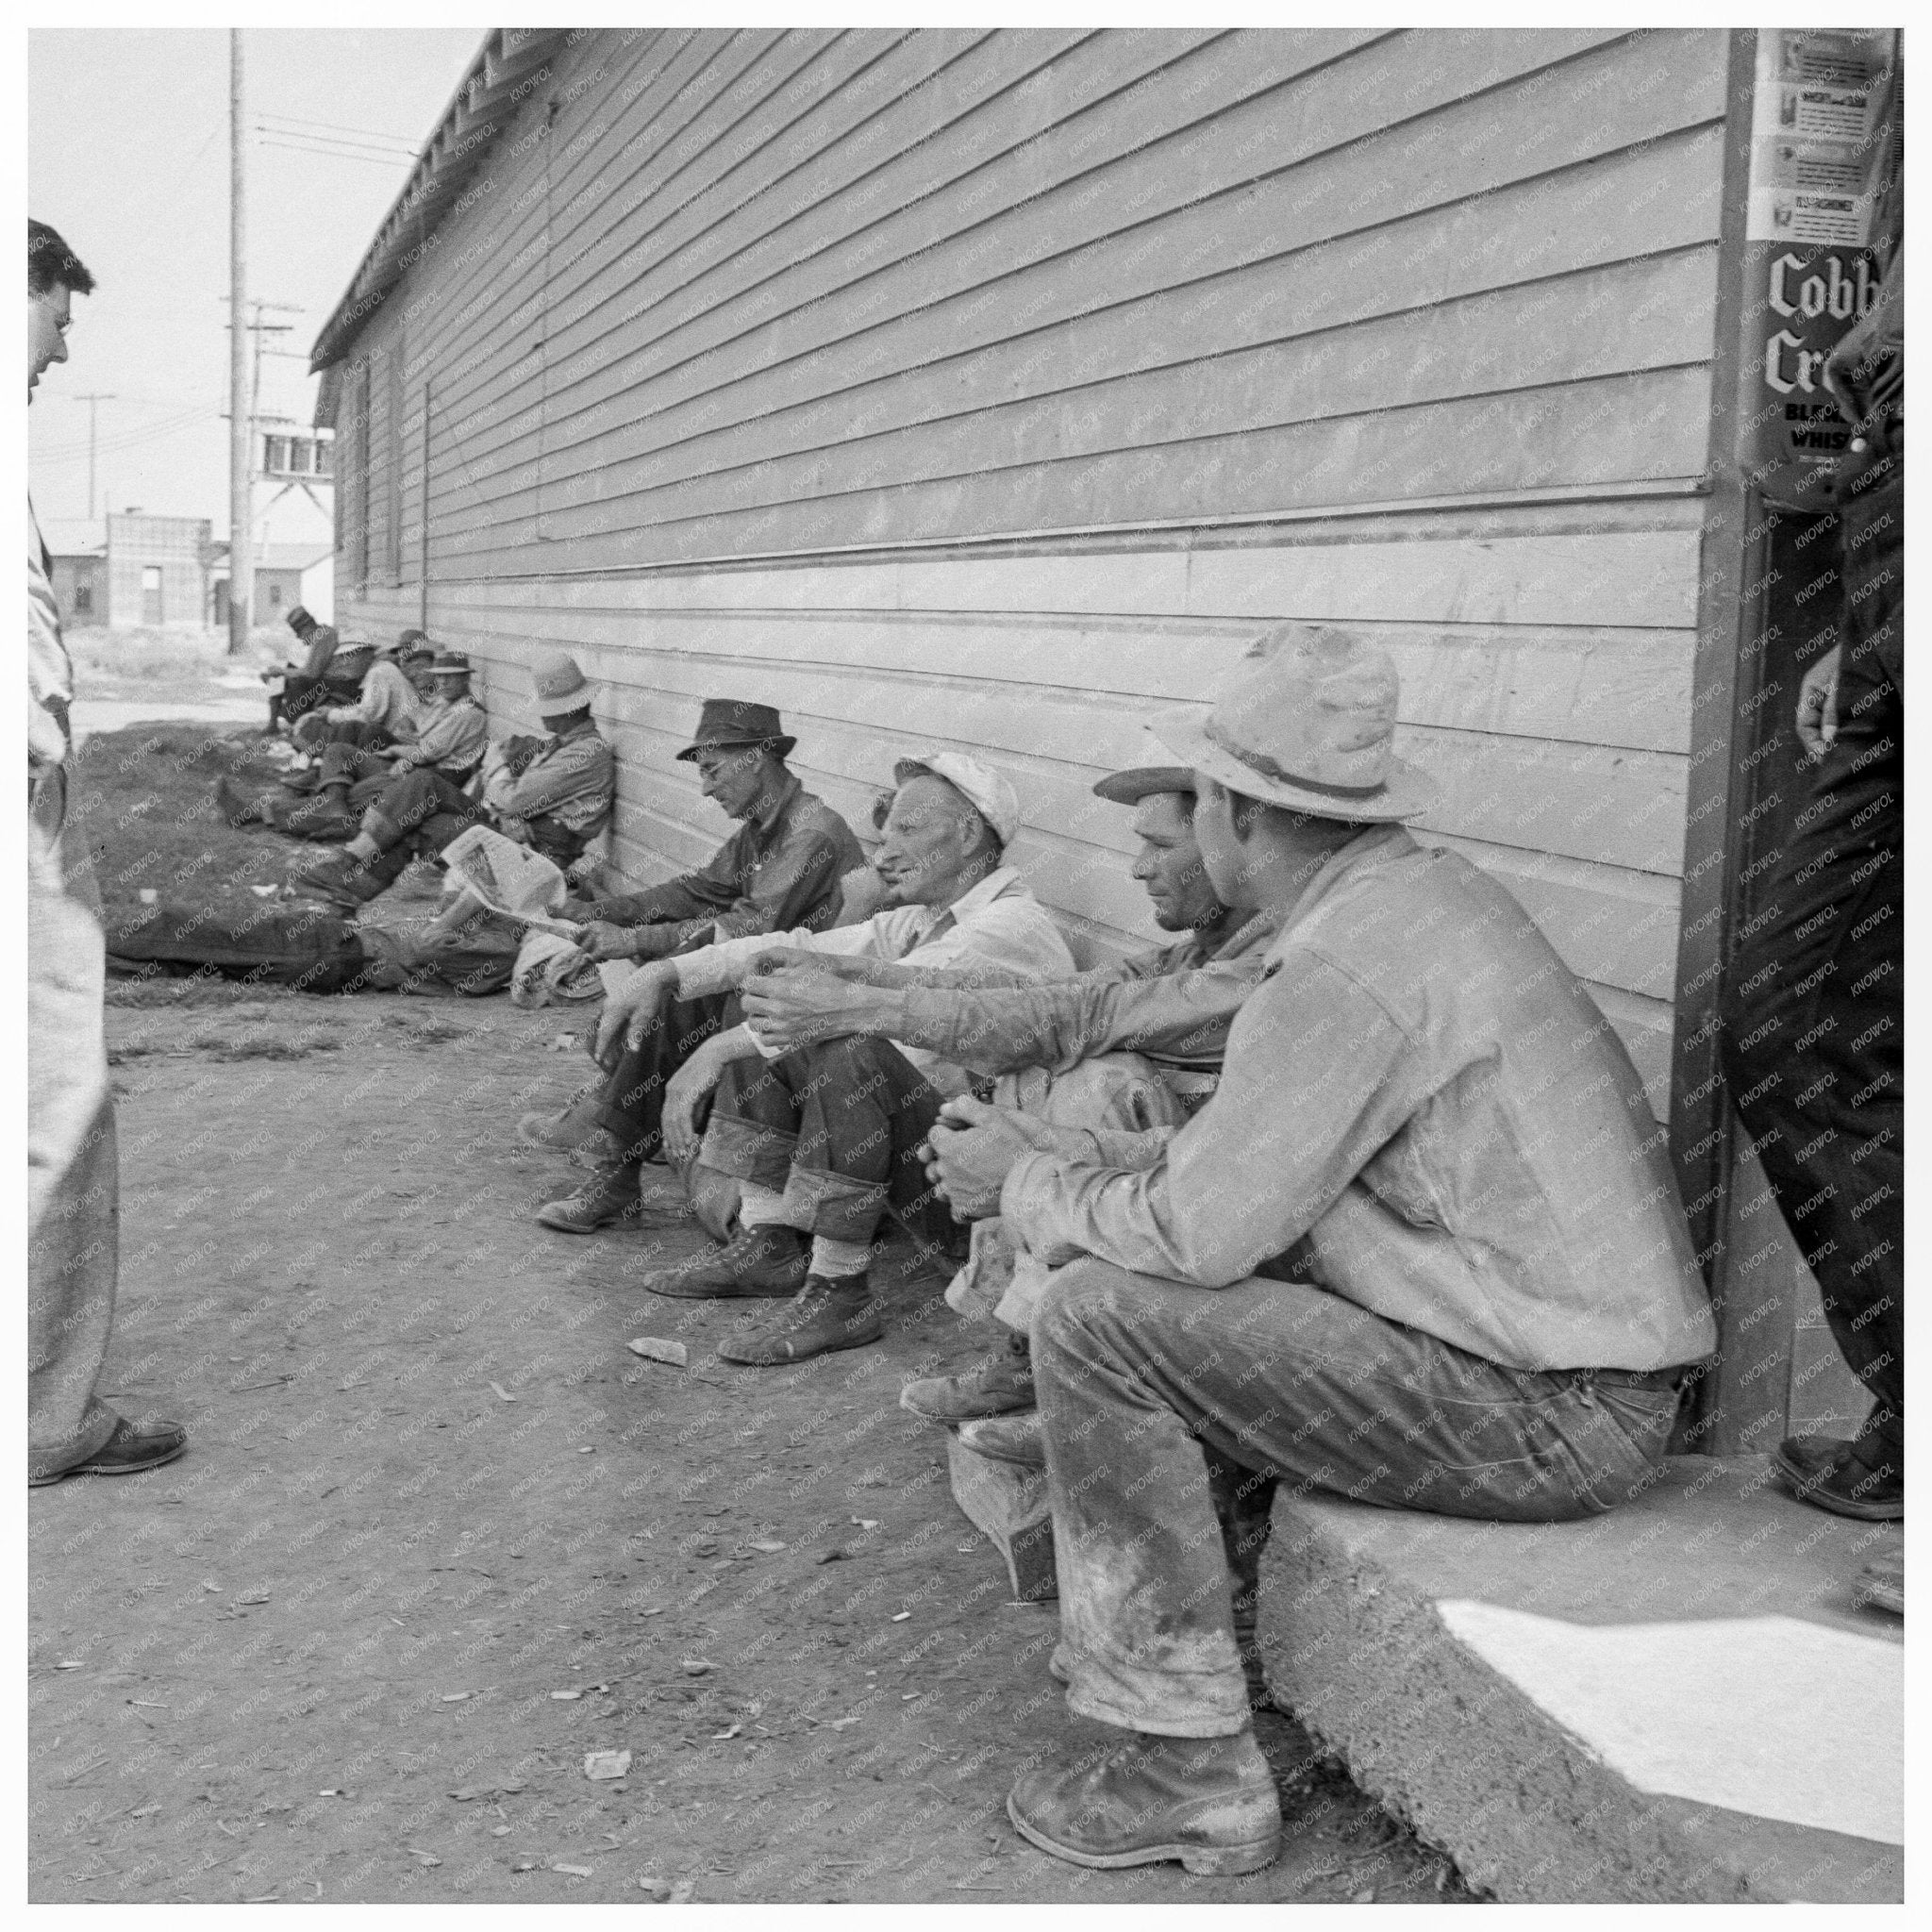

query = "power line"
[258,109,419,151]
[257,134,417,169]
[254,124,415,159]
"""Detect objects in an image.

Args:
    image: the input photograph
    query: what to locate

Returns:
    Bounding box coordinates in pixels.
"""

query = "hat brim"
[1091,765,1198,807]
[1149,708,1438,823]
[537,685,595,713]
[676,734,796,762]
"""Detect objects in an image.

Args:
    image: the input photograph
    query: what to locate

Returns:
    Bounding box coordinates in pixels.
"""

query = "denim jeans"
[1031,1258,1686,1738]
[700,1036,952,1247]
[1720,443,1903,1457]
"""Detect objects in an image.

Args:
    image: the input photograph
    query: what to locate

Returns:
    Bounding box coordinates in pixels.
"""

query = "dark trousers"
[366,766,490,856]
[591,990,741,1167]
[1720,446,1903,1456]
[700,1036,952,1247]
[316,741,401,811]
[1034,1259,1684,1737]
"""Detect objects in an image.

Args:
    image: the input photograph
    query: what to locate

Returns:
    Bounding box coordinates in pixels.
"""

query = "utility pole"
[70,392,115,519]
[227,27,251,657]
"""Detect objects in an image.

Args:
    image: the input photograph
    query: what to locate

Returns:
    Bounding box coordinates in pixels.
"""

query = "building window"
[264,434,289,475]
[314,439,332,476]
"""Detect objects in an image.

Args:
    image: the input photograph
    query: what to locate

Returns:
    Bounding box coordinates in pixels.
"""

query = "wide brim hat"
[1150,623,1438,824]
[1091,765,1197,807]
[531,649,595,713]
[428,650,472,675]
[675,697,796,761]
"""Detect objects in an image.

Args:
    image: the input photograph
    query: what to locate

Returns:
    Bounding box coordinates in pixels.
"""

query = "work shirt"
[327,658,420,737]
[298,628,339,681]
[28,501,70,777]
[502,716,615,833]
[391,694,489,777]
[593,774,863,952]
[999,826,1718,1374]
[674,865,1077,1097]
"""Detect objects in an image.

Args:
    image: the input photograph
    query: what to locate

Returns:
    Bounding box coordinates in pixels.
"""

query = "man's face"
[873,774,986,908]
[430,673,470,705]
[694,744,771,820]
[404,659,437,697]
[1129,791,1225,933]
[28,284,73,398]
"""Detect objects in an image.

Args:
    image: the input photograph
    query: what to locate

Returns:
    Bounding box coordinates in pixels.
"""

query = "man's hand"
[501,733,544,775]
[1796,645,1842,759]
[741,961,900,1055]
[922,1096,1066,1221]
[662,1035,733,1169]
[592,960,678,1068]
[578,920,639,963]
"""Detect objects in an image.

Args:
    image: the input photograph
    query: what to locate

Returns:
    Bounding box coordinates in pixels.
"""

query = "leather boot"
[901,1329,1034,1423]
[1007,1728,1281,1874]
[535,1161,652,1234]
[214,774,269,828]
[1772,1431,1904,1520]
[716,1272,884,1364]
[295,845,409,908]
[641,1225,809,1300]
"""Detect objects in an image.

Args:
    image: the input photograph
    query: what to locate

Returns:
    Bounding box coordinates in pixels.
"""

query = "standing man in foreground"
[28,219,187,1487]
[910,630,1716,1874]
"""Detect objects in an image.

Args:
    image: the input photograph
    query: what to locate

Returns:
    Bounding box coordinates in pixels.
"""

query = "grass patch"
[72,724,303,922]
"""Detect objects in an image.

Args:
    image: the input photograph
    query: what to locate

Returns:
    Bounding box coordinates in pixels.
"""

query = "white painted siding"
[331,25,1740,1111]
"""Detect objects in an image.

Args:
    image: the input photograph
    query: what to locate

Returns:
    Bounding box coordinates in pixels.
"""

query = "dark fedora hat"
[675,698,796,762]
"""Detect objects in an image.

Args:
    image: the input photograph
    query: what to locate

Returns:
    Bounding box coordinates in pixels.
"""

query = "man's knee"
[807,1034,901,1083]
[1034,1257,1138,1368]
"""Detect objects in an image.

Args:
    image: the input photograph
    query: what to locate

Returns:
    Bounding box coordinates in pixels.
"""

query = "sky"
[28,26,483,538]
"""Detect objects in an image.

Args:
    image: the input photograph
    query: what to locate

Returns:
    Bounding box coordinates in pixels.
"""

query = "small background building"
[42,511,214,630]
[312,25,1896,1453]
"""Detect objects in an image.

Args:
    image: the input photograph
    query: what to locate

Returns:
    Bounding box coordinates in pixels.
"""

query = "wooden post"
[226,29,252,657]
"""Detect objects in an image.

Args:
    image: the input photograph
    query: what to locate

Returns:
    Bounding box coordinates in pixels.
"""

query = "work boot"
[535,1161,657,1234]
[281,767,325,794]
[29,1415,189,1489]
[717,1273,884,1365]
[641,1225,809,1300]
[957,1409,1045,1470]
[1007,1728,1281,1874]
[283,790,358,843]
[901,1329,1034,1423]
[1856,1546,1904,1616]
[295,846,408,908]
[214,774,270,829]
[1772,1432,1904,1521]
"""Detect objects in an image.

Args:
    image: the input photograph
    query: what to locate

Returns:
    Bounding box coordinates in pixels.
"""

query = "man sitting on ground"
[267,605,352,733]
[291,634,424,754]
[739,762,1278,1422]
[217,649,489,842]
[871,627,1716,1876]
[519,697,865,1195]
[298,648,613,908]
[585,753,1075,1367]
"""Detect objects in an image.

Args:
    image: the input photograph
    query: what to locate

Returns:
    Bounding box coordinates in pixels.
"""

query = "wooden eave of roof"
[308,25,569,383]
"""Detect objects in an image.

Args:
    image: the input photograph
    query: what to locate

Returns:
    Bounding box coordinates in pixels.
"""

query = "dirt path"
[30,988,1470,1904]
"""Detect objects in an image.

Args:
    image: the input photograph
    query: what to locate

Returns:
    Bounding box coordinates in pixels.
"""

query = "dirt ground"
[30,729,1474,1905]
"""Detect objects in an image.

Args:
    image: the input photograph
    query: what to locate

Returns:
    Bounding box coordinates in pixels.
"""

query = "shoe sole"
[645,1278,802,1300]
[1857,1580,1905,1615]
[718,1321,884,1367]
[1006,1793,1278,1876]
[1771,1453,1905,1520]
[898,1384,1036,1424]
[30,1438,187,1487]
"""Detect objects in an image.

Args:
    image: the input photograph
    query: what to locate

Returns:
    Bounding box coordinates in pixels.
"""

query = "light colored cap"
[1149,624,1437,823]
[892,749,1021,850]
[531,649,593,712]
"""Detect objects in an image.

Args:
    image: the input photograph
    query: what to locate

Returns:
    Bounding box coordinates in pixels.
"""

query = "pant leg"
[786,1037,946,1245]
[365,768,485,852]
[1033,1258,1683,1738]
[1720,485,1903,1452]
[317,741,389,789]
[591,991,738,1166]
[28,770,122,1479]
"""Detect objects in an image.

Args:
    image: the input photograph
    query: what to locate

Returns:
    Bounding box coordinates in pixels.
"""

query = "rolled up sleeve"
[1000,954,1423,1285]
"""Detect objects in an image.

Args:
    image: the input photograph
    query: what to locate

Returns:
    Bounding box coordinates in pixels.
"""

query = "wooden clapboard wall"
[330,25,1739,1112]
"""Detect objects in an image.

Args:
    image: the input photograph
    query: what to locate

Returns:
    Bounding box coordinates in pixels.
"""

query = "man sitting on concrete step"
[738,760,1278,1424]
[218,649,486,842]
[586,752,1079,1367]
[518,697,865,1211]
[849,625,1718,1876]
[298,649,613,909]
